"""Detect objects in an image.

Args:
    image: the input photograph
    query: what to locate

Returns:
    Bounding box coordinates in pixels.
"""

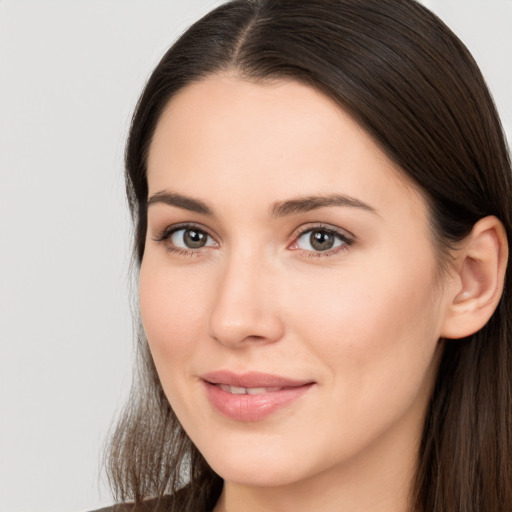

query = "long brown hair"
[106,1,512,510]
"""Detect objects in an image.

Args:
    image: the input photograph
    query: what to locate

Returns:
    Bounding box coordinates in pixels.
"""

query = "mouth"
[200,371,315,421]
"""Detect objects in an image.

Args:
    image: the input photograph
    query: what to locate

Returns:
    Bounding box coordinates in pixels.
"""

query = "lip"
[201,371,315,422]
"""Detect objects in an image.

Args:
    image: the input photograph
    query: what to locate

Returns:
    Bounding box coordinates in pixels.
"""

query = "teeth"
[217,384,282,395]
[229,385,246,395]
[246,387,268,395]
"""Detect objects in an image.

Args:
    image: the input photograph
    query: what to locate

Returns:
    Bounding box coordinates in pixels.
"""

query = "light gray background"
[0,2,510,511]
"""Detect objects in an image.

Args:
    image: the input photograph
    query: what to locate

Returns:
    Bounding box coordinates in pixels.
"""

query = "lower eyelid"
[166,247,205,257]
[303,244,350,258]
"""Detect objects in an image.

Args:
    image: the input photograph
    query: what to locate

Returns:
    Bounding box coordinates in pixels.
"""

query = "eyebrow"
[147,191,213,215]
[270,194,378,217]
[147,191,377,217]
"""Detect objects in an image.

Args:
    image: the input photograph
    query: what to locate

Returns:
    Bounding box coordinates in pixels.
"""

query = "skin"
[139,74,471,512]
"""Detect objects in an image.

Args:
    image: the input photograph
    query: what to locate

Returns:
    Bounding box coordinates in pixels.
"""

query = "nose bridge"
[208,245,283,347]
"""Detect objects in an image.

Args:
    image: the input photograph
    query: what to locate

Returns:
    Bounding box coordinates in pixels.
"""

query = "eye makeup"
[152,220,356,260]
[152,222,218,257]
[288,223,355,258]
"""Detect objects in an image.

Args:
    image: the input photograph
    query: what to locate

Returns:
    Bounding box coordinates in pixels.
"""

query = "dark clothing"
[91,481,221,511]
[90,495,176,512]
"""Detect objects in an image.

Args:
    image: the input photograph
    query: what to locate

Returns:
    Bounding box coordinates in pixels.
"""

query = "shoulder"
[88,482,219,512]
[89,495,175,512]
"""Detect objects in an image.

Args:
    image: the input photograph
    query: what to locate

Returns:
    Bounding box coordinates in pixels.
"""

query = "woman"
[100,0,512,510]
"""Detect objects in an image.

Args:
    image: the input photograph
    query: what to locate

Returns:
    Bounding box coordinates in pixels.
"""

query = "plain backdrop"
[0,1,510,511]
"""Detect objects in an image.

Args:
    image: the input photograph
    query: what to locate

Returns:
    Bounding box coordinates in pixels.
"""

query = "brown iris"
[310,230,335,251]
[183,229,208,248]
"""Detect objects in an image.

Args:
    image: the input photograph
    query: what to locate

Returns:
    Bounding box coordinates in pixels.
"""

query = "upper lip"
[201,370,314,388]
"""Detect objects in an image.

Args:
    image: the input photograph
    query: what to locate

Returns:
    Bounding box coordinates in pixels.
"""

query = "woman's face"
[140,75,454,492]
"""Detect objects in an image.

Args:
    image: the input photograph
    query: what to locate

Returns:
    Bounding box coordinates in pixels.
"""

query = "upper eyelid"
[291,223,355,241]
[153,222,217,242]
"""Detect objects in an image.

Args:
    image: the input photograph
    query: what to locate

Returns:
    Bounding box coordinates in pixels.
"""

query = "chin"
[209,458,305,488]
[193,430,322,488]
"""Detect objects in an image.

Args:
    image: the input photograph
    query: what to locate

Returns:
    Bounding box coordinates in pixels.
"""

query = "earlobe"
[440,216,508,340]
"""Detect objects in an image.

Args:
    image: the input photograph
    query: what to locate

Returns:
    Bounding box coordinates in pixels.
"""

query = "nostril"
[209,316,284,348]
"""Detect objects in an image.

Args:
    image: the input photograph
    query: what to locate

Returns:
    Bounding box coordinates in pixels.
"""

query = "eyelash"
[152,222,355,258]
[291,224,354,258]
[152,222,216,258]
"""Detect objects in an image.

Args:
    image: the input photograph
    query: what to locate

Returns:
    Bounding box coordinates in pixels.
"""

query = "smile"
[201,371,315,421]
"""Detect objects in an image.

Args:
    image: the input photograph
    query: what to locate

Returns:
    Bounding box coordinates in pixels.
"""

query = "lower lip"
[203,381,314,422]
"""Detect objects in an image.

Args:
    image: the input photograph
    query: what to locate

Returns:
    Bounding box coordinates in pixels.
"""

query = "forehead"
[147,73,425,220]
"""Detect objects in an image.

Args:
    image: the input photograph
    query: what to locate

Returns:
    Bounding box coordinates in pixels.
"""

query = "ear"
[441,216,508,339]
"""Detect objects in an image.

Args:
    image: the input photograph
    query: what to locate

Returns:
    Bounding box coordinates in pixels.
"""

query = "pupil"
[184,229,206,248]
[310,231,334,251]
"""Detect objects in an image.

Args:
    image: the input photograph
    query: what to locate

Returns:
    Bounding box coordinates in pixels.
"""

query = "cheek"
[285,254,442,392]
[277,258,443,461]
[138,258,209,370]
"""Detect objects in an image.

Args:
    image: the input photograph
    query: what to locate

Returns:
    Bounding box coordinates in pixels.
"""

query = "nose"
[208,252,285,348]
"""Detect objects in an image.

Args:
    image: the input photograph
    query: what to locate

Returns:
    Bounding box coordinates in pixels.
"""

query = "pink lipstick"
[201,371,315,421]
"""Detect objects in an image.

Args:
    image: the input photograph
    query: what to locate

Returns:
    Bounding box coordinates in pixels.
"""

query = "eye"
[153,224,218,255]
[290,226,353,254]
[169,227,217,249]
